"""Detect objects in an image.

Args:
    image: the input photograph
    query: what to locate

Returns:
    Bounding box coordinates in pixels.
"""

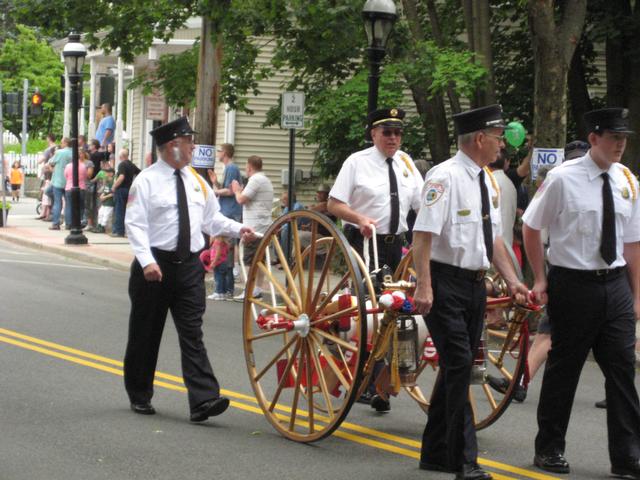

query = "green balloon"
[505,121,526,148]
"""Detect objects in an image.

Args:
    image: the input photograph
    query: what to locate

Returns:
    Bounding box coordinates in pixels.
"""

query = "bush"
[4,139,48,154]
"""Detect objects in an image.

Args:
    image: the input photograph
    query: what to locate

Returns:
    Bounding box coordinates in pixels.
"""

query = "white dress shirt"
[329,146,424,234]
[125,159,243,268]
[492,169,517,246]
[413,150,502,270]
[523,153,640,270]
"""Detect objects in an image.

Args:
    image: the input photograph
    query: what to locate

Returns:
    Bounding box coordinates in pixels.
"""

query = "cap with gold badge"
[149,117,197,147]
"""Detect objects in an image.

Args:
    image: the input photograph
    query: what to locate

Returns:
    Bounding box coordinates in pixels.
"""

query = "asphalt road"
[0,238,628,480]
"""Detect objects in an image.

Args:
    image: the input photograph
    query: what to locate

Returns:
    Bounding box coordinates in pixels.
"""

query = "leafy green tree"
[0,25,64,140]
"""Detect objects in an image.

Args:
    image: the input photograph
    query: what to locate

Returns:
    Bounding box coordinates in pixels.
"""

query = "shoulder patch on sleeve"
[127,184,137,205]
[424,182,445,206]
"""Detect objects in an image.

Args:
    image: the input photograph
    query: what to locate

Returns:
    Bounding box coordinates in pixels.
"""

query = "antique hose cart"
[242,210,542,442]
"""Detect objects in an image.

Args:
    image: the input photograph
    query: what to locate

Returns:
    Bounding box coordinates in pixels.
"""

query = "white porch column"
[88,58,97,139]
[224,107,236,145]
[63,67,71,138]
[126,66,134,150]
[115,56,124,153]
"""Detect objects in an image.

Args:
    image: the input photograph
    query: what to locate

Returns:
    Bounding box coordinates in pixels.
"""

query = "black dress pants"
[535,266,640,466]
[124,254,221,412]
[344,225,403,272]
[420,268,486,470]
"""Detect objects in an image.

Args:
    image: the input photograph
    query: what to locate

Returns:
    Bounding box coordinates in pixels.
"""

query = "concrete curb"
[0,230,131,272]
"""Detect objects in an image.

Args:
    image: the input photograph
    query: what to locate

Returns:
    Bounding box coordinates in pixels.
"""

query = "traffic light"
[5,92,20,116]
[30,91,44,116]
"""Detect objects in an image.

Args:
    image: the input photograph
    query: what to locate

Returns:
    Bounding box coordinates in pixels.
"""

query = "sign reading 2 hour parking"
[191,144,215,169]
[281,92,305,129]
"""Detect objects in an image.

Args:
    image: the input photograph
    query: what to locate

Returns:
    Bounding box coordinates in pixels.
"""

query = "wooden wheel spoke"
[291,221,307,305]
[311,327,359,353]
[335,344,353,382]
[310,332,351,392]
[309,305,358,326]
[481,383,499,410]
[311,271,351,321]
[310,238,337,309]
[308,338,335,419]
[255,334,299,382]
[305,222,318,311]
[248,328,289,342]
[249,297,298,322]
[304,341,315,433]
[487,351,514,380]
[266,339,301,411]
[271,236,303,309]
[285,343,305,431]
[256,261,300,315]
[469,389,478,422]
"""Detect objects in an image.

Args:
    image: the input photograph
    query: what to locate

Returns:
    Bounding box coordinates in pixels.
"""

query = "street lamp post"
[63,33,88,245]
[362,0,398,118]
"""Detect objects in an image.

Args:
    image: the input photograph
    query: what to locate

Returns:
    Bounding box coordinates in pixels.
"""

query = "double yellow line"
[0,327,556,480]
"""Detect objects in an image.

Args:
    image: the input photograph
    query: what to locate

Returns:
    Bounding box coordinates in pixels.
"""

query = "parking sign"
[281,92,305,129]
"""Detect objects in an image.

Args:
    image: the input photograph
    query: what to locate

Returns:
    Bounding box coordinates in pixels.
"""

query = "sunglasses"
[381,128,403,137]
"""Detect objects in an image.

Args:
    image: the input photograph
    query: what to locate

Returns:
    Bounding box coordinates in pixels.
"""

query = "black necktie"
[479,169,493,263]
[386,157,399,235]
[174,169,191,260]
[601,172,616,265]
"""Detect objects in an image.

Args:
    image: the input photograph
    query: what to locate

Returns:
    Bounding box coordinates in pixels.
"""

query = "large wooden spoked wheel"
[393,248,530,430]
[242,210,369,442]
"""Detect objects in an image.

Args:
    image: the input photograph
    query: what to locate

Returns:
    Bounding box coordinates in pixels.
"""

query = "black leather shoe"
[612,458,640,479]
[130,402,156,415]
[371,394,391,412]
[595,399,607,409]
[487,375,527,402]
[419,461,455,473]
[456,463,493,480]
[534,453,570,474]
[356,391,374,405]
[190,397,230,422]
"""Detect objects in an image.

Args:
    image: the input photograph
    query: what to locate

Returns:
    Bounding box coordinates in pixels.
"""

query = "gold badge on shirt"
[194,185,201,193]
[403,170,408,177]
[492,196,499,208]
[622,187,630,199]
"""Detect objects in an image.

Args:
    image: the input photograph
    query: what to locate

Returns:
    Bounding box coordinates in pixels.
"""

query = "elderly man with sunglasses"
[328,107,424,412]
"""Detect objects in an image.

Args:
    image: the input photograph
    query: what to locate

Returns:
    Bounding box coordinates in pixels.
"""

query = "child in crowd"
[93,168,115,233]
[39,168,53,221]
[206,236,233,301]
[10,161,23,202]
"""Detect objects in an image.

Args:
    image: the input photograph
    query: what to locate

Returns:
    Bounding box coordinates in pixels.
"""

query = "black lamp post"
[362,0,397,119]
[63,32,88,245]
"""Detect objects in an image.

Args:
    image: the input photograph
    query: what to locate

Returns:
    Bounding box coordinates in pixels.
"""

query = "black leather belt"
[377,234,401,245]
[151,247,193,264]
[551,265,626,280]
[343,224,403,244]
[431,260,486,282]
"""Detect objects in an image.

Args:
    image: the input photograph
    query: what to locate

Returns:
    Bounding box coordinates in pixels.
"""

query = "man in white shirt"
[488,150,517,247]
[523,108,640,478]
[124,117,255,423]
[231,155,274,300]
[412,104,528,480]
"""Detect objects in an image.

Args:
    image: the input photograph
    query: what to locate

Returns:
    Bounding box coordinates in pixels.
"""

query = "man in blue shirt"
[96,103,116,149]
[47,138,72,230]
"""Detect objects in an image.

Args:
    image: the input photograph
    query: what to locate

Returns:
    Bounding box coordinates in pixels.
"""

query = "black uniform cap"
[564,140,590,160]
[368,108,405,129]
[149,117,197,147]
[583,108,634,134]
[453,104,509,135]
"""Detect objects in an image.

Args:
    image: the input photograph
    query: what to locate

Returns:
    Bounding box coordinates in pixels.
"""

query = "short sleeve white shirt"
[329,146,424,234]
[522,153,640,269]
[413,150,502,270]
[125,159,243,268]
[242,171,274,234]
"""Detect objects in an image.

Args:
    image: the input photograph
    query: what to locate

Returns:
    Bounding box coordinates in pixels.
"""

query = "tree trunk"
[528,0,587,148]
[567,41,592,140]
[194,16,222,175]
[462,0,495,107]
[622,1,640,172]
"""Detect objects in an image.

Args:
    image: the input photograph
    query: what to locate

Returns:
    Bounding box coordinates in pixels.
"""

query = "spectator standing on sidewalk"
[111,148,140,237]
[210,143,243,287]
[94,168,115,233]
[231,155,274,300]
[63,150,90,229]
[96,103,116,149]
[48,137,72,230]
[10,161,23,202]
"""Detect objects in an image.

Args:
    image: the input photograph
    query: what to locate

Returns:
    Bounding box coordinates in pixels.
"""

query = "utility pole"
[1,81,7,227]
[21,79,28,162]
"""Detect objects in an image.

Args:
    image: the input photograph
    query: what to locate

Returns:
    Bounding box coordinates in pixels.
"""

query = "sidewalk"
[0,198,133,271]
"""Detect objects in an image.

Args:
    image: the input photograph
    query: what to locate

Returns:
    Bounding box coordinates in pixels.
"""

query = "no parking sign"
[191,144,216,169]
[531,148,564,180]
